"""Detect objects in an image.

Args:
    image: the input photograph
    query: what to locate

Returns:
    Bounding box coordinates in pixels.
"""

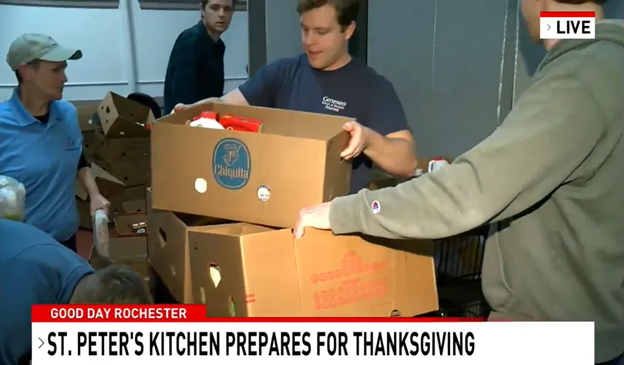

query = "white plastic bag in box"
[0,175,26,222]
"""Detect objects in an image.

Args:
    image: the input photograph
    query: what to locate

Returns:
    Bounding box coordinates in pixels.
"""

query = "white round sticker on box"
[257,185,270,201]
[195,178,207,194]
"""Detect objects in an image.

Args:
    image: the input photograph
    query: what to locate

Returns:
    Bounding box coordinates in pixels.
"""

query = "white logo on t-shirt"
[322,96,347,113]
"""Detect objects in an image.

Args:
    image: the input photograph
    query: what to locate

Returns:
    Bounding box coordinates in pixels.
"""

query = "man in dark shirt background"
[163,0,236,114]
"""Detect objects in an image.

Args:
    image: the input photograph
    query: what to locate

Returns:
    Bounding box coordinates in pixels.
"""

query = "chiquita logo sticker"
[212,138,251,190]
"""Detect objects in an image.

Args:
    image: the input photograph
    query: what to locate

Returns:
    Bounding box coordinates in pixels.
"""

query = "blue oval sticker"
[212,138,251,190]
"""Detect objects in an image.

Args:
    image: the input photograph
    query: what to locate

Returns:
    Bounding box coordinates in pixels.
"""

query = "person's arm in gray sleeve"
[329,73,606,239]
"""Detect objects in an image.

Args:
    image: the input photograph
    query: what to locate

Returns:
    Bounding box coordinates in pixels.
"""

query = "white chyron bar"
[540,11,595,40]
[31,305,595,365]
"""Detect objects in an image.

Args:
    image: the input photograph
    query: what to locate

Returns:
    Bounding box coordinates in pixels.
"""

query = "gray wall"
[248,0,302,76]
[368,0,519,158]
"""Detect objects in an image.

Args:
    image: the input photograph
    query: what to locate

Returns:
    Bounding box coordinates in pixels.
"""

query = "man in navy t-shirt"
[0,219,152,365]
[173,0,417,193]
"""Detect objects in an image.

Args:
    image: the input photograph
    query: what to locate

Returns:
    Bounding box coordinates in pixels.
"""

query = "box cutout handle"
[158,228,168,248]
[209,264,221,288]
[228,297,236,317]
[102,106,111,128]
[390,309,401,317]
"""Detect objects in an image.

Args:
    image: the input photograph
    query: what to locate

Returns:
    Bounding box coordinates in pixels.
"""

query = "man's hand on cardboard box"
[341,121,371,160]
[172,97,224,115]
[293,202,331,238]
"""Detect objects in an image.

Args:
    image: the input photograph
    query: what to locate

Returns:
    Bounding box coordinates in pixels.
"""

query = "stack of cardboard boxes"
[75,103,103,228]
[89,212,155,296]
[75,92,153,227]
[74,103,100,161]
[91,92,152,189]
[74,93,155,294]
[145,102,440,317]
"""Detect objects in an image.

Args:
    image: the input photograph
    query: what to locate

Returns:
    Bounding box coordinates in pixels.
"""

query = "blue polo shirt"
[0,89,82,241]
[0,218,94,365]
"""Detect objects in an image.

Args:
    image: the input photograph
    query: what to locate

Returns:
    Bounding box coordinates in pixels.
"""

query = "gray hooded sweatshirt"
[329,21,624,363]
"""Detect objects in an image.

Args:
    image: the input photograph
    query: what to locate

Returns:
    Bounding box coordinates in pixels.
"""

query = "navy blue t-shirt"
[0,219,94,365]
[238,54,409,193]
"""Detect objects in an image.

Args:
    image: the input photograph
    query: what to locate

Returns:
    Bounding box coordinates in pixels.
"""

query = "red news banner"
[33,304,486,322]
[30,304,594,365]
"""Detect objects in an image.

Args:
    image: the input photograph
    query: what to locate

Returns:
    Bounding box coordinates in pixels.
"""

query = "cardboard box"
[82,131,97,159]
[75,168,147,229]
[98,92,153,138]
[73,104,100,132]
[121,185,148,205]
[123,199,146,215]
[94,130,150,164]
[146,188,230,303]
[92,157,150,187]
[75,163,124,201]
[73,104,100,159]
[151,103,352,228]
[114,213,148,236]
[188,224,438,317]
[89,213,155,293]
[108,184,148,217]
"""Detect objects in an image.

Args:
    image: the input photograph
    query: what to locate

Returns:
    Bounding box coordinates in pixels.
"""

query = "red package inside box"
[219,114,263,133]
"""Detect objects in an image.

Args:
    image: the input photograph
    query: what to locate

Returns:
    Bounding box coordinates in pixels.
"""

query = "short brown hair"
[201,0,237,9]
[71,265,153,304]
[297,0,359,29]
[14,59,40,84]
